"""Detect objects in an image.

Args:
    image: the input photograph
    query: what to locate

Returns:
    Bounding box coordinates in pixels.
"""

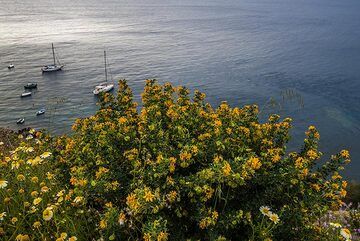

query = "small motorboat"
[8,64,15,69]
[16,118,25,124]
[21,92,32,97]
[93,83,114,95]
[36,108,46,116]
[24,83,37,89]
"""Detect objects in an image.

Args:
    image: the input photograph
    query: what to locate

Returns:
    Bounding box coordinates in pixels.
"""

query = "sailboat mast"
[52,43,56,66]
[104,50,108,82]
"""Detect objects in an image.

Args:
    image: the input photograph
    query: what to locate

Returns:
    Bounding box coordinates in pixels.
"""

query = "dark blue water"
[0,0,359,179]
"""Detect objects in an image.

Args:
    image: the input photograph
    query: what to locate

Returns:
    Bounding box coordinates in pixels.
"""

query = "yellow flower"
[60,233,67,239]
[329,222,342,228]
[118,212,126,226]
[11,217,18,224]
[340,150,350,159]
[340,228,351,240]
[0,180,8,189]
[260,206,271,216]
[99,219,107,229]
[340,189,347,197]
[33,221,41,228]
[41,186,49,193]
[43,208,53,221]
[0,212,6,220]
[247,157,262,170]
[268,213,280,224]
[73,196,84,203]
[46,172,55,180]
[16,234,30,241]
[26,147,34,153]
[157,231,168,241]
[179,151,192,161]
[31,191,39,197]
[68,237,77,241]
[40,152,52,159]
[33,197,42,205]
[143,233,152,241]
[306,150,318,160]
[272,154,281,163]
[222,161,231,176]
[144,189,155,202]
[17,174,26,181]
[31,176,39,183]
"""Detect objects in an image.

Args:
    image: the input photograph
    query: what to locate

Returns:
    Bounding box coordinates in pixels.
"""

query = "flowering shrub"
[0,80,354,240]
[0,131,94,240]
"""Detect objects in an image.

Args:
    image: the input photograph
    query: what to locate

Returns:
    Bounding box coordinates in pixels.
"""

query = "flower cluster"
[0,80,353,240]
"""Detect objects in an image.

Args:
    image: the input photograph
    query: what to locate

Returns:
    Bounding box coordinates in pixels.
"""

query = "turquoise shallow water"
[0,0,359,179]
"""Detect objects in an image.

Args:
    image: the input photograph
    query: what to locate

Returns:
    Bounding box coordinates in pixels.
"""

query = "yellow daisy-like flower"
[33,197,42,206]
[329,222,342,228]
[99,219,107,229]
[0,180,8,189]
[0,212,6,220]
[15,234,30,241]
[144,189,155,202]
[11,217,18,224]
[247,157,262,170]
[40,152,52,159]
[26,147,34,153]
[340,228,351,240]
[33,221,41,228]
[268,213,280,224]
[43,208,54,221]
[17,174,26,181]
[68,236,77,241]
[31,191,39,197]
[73,196,84,204]
[259,206,271,216]
[31,176,39,183]
[41,186,50,193]
[340,150,350,159]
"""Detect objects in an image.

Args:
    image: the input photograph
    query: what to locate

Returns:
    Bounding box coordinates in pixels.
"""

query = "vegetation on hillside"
[0,80,358,240]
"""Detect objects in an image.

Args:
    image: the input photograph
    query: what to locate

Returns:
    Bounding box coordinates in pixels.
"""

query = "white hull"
[93,83,114,95]
[36,109,46,115]
[21,92,32,97]
[41,65,63,72]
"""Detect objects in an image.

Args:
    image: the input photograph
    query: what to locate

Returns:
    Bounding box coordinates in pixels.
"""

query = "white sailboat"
[41,43,64,73]
[93,50,114,95]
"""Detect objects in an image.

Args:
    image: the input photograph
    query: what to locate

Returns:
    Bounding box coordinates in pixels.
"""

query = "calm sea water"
[0,0,359,179]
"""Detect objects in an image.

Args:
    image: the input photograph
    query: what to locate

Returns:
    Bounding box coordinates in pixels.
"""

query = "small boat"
[41,43,64,73]
[21,92,32,97]
[93,50,115,95]
[93,83,114,95]
[8,64,15,69]
[16,118,25,124]
[36,108,46,116]
[24,83,37,89]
